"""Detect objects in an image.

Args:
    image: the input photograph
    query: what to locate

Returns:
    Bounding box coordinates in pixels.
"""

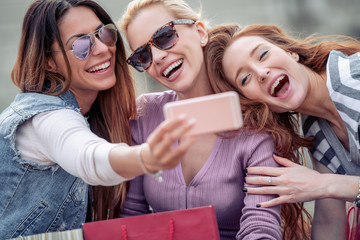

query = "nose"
[257,68,270,83]
[91,36,110,56]
[151,45,168,65]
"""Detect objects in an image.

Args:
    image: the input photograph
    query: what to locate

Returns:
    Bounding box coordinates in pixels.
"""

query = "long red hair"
[204,24,316,240]
[205,22,360,240]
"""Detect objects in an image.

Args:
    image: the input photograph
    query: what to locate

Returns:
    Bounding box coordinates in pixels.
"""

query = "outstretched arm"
[244,154,359,207]
[29,109,196,186]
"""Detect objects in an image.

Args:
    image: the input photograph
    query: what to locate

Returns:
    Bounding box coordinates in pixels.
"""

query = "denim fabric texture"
[0,90,89,239]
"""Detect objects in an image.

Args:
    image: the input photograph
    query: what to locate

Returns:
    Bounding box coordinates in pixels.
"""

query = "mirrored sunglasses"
[51,23,118,60]
[126,19,195,72]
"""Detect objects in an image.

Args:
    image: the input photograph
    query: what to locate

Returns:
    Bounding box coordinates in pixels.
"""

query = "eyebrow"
[65,23,104,45]
[234,43,264,82]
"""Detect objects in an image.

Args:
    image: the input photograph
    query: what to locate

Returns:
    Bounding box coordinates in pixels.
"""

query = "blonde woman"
[118,1,312,239]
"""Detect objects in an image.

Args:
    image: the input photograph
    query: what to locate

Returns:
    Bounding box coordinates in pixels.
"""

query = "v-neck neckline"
[176,136,222,187]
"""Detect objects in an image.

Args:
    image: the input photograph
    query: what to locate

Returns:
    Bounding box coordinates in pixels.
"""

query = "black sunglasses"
[51,23,118,60]
[126,19,195,72]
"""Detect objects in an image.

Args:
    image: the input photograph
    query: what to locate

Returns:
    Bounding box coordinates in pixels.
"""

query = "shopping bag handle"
[121,218,175,240]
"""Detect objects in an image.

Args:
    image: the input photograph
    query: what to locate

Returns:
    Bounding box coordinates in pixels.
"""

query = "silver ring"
[268,177,272,184]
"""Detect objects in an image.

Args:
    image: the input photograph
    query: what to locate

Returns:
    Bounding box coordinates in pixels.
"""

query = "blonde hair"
[119,0,204,39]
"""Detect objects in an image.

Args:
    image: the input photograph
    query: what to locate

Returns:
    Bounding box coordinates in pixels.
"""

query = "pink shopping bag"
[83,205,220,240]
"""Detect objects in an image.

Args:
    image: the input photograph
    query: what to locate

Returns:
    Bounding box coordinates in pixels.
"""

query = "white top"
[16,109,129,185]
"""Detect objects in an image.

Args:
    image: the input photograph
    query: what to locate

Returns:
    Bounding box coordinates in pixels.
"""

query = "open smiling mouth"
[87,61,110,73]
[270,75,290,97]
[162,59,183,78]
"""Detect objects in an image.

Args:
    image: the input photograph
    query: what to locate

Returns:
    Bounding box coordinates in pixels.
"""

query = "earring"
[294,54,299,61]
[201,40,205,44]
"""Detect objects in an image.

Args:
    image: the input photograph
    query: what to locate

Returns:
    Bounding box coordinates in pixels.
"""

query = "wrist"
[137,143,151,174]
[319,173,336,199]
[326,174,360,202]
[137,143,163,182]
[354,177,360,207]
[138,143,159,173]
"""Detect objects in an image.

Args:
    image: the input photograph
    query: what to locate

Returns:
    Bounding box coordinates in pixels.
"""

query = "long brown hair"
[11,0,137,221]
[205,24,316,240]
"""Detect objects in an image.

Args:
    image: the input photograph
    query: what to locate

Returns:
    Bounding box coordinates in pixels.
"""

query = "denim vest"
[0,91,89,239]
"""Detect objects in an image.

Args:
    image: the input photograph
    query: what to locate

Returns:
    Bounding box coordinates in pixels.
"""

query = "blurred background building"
[1,0,360,112]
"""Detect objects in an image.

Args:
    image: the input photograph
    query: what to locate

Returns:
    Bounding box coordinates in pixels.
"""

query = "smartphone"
[163,91,243,136]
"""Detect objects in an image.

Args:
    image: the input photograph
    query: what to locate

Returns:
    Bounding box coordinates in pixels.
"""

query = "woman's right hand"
[139,116,196,173]
[110,116,196,179]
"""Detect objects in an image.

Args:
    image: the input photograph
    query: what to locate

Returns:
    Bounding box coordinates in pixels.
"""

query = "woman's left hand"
[245,154,323,207]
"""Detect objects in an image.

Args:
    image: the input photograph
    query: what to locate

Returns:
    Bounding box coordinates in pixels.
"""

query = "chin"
[268,104,291,113]
[100,81,117,91]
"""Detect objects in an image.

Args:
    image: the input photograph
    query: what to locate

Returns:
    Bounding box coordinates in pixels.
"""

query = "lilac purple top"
[121,91,282,240]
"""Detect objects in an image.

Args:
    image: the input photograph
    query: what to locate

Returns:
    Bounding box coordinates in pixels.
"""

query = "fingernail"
[245,168,248,173]
[242,188,247,192]
[256,204,261,208]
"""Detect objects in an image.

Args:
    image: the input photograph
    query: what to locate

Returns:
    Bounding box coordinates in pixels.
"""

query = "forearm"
[109,144,150,179]
[312,159,359,202]
[322,174,359,202]
[311,198,348,240]
[311,160,357,240]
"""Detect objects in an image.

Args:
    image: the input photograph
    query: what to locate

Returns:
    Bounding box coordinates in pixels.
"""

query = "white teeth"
[88,61,110,73]
[270,75,285,95]
[163,59,183,77]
